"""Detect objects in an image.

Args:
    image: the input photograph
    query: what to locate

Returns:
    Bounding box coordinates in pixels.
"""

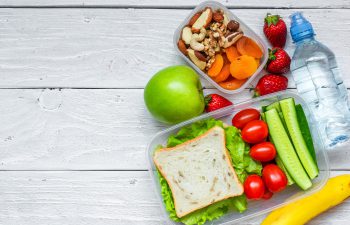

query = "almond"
[181,26,192,45]
[194,51,206,61]
[213,12,224,22]
[178,40,188,55]
[191,7,213,33]
[187,49,206,70]
[188,12,202,26]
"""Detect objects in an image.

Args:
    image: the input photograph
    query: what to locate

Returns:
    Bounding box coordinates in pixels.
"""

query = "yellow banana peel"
[262,174,350,225]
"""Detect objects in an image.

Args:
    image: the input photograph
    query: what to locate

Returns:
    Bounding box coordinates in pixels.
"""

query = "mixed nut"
[177,7,264,90]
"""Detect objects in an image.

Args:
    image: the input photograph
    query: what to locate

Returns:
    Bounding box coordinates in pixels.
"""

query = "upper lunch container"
[173,1,268,94]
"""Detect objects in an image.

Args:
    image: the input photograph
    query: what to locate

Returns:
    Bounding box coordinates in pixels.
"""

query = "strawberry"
[204,94,232,112]
[254,74,288,97]
[266,48,291,74]
[263,13,287,48]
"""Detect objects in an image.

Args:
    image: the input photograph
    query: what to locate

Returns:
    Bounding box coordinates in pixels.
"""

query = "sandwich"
[153,126,244,218]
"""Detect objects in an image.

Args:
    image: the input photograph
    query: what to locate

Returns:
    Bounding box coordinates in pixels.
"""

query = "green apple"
[144,65,205,124]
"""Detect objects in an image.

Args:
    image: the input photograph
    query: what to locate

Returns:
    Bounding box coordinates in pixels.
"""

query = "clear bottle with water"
[290,12,350,148]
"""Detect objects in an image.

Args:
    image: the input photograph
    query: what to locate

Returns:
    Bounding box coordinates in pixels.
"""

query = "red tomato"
[232,108,261,129]
[250,142,277,162]
[244,175,265,199]
[262,189,273,200]
[262,164,288,193]
[241,120,269,144]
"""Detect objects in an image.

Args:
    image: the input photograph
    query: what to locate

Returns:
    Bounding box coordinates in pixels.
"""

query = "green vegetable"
[280,98,318,179]
[295,104,317,164]
[275,155,295,185]
[157,118,261,225]
[265,108,312,190]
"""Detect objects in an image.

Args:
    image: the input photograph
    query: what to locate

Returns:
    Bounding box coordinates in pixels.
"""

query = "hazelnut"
[212,12,224,22]
[227,20,240,32]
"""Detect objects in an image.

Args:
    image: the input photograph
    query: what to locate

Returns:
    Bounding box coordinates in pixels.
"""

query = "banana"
[261,174,350,225]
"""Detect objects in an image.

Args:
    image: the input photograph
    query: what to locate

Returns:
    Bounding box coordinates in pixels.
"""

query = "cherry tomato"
[262,164,288,193]
[262,189,273,200]
[232,108,260,129]
[250,142,277,162]
[244,175,265,199]
[241,120,268,144]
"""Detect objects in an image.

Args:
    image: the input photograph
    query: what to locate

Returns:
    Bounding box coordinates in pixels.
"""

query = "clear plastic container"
[146,91,329,225]
[173,1,268,94]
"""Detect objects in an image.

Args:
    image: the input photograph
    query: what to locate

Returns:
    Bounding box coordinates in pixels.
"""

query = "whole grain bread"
[154,126,243,218]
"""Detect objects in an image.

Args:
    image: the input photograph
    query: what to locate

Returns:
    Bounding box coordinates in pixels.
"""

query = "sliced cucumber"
[263,102,290,137]
[261,112,266,122]
[275,155,295,185]
[266,101,282,112]
[280,98,319,179]
[265,108,312,190]
[296,104,317,164]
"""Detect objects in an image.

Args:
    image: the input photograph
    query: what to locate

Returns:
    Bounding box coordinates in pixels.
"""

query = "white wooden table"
[0,1,349,224]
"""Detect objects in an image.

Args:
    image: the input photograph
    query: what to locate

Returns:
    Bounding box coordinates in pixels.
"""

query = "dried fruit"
[266,48,291,74]
[213,12,224,22]
[187,49,206,70]
[192,7,213,33]
[263,13,287,48]
[177,40,187,55]
[181,26,193,45]
[237,36,263,58]
[208,54,224,77]
[223,31,243,48]
[225,46,240,62]
[227,20,240,31]
[219,78,247,90]
[214,64,231,82]
[254,74,288,97]
[222,53,230,65]
[230,55,258,80]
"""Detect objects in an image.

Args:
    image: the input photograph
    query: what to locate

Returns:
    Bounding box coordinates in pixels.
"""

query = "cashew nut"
[190,28,206,51]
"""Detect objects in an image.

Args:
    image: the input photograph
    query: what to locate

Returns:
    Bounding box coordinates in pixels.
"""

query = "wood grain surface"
[0,171,349,225]
[0,1,350,225]
[0,0,348,8]
[0,8,349,88]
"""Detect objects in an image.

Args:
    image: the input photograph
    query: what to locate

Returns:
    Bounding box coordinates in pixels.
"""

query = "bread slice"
[154,126,243,218]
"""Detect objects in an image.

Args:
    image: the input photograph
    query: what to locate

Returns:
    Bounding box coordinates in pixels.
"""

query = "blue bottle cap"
[290,12,315,43]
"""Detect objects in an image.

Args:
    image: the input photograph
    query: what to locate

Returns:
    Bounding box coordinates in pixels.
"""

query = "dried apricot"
[237,36,263,58]
[230,55,258,80]
[222,53,230,65]
[225,46,240,62]
[255,58,260,67]
[214,64,230,83]
[208,54,224,77]
[219,78,247,90]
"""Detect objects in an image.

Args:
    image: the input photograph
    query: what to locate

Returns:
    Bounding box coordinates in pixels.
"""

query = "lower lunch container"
[146,91,329,225]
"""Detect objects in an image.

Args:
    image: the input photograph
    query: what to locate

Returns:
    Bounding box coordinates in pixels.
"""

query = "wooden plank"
[0,171,349,225]
[0,88,349,170]
[0,8,349,88]
[0,0,348,8]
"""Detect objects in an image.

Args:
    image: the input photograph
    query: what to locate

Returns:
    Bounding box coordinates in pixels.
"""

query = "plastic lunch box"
[173,1,268,94]
[146,91,330,225]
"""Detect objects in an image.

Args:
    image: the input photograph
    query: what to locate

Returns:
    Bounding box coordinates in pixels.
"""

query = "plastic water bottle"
[290,12,350,148]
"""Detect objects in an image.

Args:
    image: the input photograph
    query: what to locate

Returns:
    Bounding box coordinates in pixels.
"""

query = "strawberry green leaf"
[264,13,281,27]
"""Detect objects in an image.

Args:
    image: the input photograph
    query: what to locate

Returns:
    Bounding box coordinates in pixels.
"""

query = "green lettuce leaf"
[157,118,261,225]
